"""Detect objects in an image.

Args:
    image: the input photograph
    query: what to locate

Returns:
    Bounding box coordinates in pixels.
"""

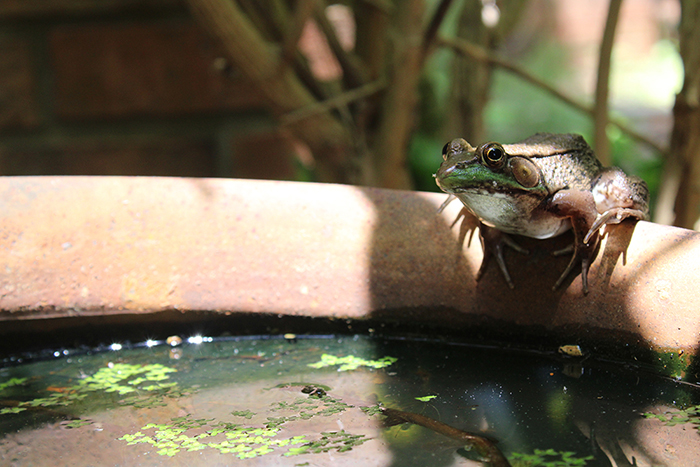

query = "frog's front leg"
[476,222,529,289]
[447,204,528,289]
[549,190,600,294]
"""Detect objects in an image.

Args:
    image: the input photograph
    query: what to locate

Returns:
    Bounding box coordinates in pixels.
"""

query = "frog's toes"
[584,207,647,243]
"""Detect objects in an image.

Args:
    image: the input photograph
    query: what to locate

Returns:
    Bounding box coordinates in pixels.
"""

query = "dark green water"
[0,335,697,466]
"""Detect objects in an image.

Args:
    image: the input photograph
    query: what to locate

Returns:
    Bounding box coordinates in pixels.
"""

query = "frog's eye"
[441,142,450,160]
[442,138,470,160]
[510,158,540,188]
[481,143,506,169]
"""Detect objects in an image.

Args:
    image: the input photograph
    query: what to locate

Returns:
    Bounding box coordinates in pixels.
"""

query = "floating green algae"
[307,354,397,371]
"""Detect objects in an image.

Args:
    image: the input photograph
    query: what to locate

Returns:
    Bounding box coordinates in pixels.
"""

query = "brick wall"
[0,0,299,179]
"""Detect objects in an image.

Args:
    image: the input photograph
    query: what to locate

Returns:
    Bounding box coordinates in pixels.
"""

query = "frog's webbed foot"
[477,223,529,289]
[441,197,480,249]
[437,194,456,213]
[583,207,648,244]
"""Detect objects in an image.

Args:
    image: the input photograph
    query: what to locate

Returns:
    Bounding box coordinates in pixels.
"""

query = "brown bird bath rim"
[0,176,698,372]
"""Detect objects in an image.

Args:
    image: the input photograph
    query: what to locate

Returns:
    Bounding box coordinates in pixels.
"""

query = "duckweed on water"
[231,409,256,419]
[307,354,397,371]
[508,449,594,466]
[286,430,369,455]
[120,415,307,458]
[119,394,372,460]
[0,378,27,393]
[264,394,355,429]
[644,404,700,429]
[61,419,94,429]
[0,363,183,414]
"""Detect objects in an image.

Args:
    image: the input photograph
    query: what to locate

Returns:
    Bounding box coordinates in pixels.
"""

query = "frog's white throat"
[454,191,571,240]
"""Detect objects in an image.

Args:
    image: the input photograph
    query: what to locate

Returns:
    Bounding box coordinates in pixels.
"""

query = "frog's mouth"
[438,181,524,197]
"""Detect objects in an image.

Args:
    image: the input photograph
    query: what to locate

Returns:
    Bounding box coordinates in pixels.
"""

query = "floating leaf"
[415,395,437,402]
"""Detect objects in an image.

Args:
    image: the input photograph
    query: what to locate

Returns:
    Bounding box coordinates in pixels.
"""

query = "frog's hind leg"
[549,190,600,294]
[584,207,648,244]
[586,168,650,243]
[553,225,600,294]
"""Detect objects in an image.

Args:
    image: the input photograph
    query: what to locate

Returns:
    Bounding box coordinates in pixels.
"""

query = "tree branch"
[422,0,455,55]
[593,0,622,165]
[279,79,386,125]
[185,0,353,182]
[372,0,425,188]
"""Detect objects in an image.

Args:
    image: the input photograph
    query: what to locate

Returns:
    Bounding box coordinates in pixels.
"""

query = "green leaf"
[415,395,437,402]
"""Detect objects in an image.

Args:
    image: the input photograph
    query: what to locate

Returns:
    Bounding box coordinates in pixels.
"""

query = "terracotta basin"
[1,176,698,376]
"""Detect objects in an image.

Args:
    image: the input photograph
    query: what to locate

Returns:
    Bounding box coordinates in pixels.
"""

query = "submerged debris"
[380,406,511,467]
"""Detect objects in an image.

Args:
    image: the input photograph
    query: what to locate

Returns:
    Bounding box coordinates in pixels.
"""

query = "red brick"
[230,131,300,181]
[0,139,216,176]
[0,35,40,129]
[0,0,180,19]
[50,20,266,119]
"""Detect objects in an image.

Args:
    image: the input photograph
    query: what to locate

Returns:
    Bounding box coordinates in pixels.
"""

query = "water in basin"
[0,334,697,466]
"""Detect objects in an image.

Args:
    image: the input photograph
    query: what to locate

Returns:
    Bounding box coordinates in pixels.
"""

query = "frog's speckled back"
[504,133,602,193]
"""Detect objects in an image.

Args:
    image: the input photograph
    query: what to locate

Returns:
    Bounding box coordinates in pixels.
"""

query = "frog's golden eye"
[510,157,540,188]
[481,143,506,169]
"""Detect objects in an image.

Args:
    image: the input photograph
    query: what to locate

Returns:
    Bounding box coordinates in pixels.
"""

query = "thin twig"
[279,79,386,125]
[594,0,623,165]
[438,36,666,156]
[423,0,455,55]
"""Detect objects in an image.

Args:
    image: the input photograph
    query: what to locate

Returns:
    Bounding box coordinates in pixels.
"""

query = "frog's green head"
[435,138,547,198]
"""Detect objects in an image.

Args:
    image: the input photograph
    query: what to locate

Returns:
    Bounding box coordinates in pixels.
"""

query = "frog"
[434,133,649,294]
